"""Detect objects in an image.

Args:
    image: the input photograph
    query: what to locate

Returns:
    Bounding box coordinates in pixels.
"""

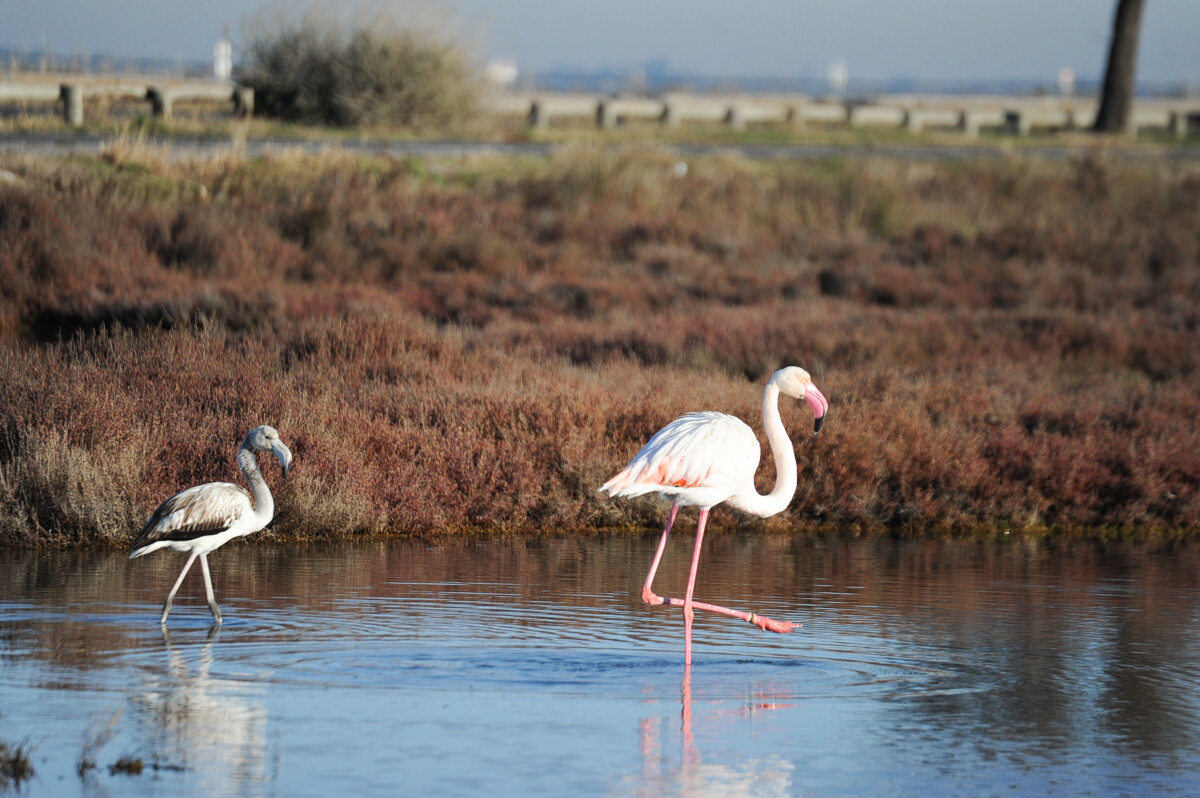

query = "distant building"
[214,37,232,82]
[1057,67,1076,96]
[484,58,519,88]
[827,59,848,95]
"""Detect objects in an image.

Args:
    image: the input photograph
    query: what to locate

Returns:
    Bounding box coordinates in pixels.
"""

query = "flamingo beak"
[273,441,294,478]
[805,384,829,434]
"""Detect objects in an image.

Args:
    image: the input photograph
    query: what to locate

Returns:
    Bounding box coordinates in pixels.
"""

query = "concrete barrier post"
[838,102,854,127]
[233,86,254,118]
[595,101,615,129]
[148,86,174,119]
[784,105,803,130]
[1004,110,1031,136]
[660,102,680,127]
[1169,111,1188,140]
[527,100,547,129]
[60,83,83,127]
[724,105,745,131]
[960,111,980,138]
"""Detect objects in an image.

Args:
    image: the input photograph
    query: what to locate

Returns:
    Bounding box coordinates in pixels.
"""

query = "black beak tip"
[813,414,825,434]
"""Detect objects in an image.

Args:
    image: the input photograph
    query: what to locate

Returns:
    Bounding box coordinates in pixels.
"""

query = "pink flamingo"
[601,367,828,665]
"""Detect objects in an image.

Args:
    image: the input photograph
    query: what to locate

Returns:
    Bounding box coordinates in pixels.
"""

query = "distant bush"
[242,2,480,130]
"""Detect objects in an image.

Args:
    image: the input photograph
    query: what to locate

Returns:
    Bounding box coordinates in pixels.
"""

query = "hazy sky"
[3,0,1199,84]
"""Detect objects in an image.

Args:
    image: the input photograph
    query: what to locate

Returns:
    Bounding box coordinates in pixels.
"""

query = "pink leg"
[644,504,800,647]
[653,508,800,636]
[681,509,709,665]
[681,664,696,764]
[660,597,799,634]
[641,502,680,605]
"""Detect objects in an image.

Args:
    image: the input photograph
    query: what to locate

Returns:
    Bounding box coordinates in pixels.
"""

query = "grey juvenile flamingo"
[130,425,293,626]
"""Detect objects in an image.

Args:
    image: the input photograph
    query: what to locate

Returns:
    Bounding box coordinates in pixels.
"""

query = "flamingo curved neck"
[727,383,798,518]
[237,446,275,528]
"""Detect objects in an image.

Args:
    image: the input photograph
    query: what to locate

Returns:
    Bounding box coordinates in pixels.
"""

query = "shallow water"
[2,534,1199,796]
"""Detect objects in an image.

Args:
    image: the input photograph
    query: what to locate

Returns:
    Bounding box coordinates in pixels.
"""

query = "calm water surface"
[2,534,1199,797]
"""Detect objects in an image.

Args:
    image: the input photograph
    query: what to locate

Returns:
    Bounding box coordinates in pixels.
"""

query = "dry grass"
[1,145,1198,546]
[0,428,149,547]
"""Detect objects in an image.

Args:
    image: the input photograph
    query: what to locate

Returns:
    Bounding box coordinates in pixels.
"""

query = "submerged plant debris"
[0,739,35,787]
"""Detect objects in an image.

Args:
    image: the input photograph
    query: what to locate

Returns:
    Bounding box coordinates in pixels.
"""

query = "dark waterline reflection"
[2,535,1199,796]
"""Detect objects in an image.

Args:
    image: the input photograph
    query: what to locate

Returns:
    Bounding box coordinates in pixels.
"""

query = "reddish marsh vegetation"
[1,145,1198,546]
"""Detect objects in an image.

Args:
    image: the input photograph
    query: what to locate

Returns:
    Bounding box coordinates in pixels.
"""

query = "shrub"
[242,1,480,130]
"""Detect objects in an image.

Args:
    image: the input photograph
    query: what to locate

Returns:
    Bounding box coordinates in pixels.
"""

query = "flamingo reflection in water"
[124,627,272,788]
[601,367,828,664]
[635,666,797,795]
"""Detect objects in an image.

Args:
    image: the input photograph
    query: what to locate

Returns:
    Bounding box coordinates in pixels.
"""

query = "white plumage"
[600,411,761,509]
[131,483,256,557]
[131,425,293,626]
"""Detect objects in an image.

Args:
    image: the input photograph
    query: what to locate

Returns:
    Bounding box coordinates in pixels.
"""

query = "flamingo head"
[244,425,294,477]
[770,366,829,434]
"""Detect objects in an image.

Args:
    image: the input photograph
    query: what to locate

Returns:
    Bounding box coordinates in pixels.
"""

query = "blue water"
[2,535,1199,796]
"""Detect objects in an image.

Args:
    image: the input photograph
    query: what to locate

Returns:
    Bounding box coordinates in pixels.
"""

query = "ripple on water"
[2,567,983,707]
[5,540,1200,798]
[44,592,982,707]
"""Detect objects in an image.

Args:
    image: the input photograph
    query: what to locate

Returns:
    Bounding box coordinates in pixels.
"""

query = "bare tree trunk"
[1093,0,1147,133]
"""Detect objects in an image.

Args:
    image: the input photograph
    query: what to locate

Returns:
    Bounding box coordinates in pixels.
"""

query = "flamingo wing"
[601,411,761,502]
[130,482,253,555]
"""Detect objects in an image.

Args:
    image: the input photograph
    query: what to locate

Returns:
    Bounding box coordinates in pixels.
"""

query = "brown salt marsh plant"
[0,147,1197,545]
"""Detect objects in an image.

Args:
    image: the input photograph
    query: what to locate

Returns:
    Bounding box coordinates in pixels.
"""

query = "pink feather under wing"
[601,463,709,496]
[601,411,755,499]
